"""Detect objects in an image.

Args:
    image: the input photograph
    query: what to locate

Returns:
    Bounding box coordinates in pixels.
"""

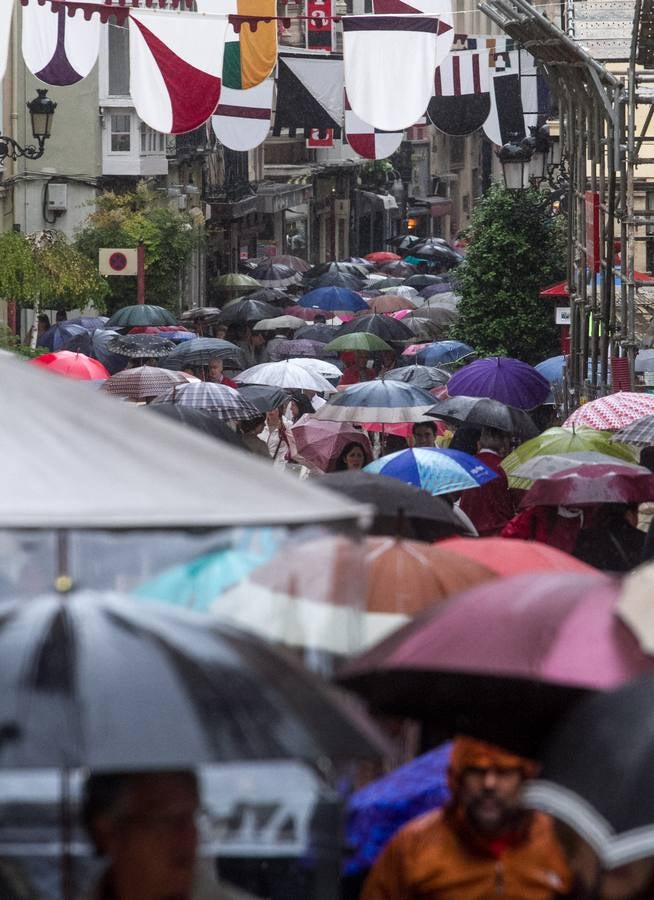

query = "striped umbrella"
[249,261,303,289]
[365,447,498,496]
[152,382,260,421]
[315,380,436,423]
[102,366,195,402]
[161,338,244,370]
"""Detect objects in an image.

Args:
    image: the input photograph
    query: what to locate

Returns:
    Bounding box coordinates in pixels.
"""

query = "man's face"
[458,765,524,834]
[413,425,436,448]
[208,358,223,380]
[103,774,199,900]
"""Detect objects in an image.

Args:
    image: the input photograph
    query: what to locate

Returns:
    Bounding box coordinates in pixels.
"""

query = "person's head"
[82,770,200,900]
[287,393,314,422]
[55,308,67,323]
[213,324,228,339]
[207,356,224,381]
[335,441,369,471]
[448,737,537,836]
[478,426,511,457]
[36,314,51,335]
[413,420,437,448]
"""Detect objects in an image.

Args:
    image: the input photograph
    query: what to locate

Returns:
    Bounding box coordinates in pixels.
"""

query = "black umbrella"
[161,337,245,370]
[238,384,290,413]
[305,271,367,290]
[147,404,245,447]
[36,322,88,352]
[107,333,176,359]
[337,313,413,344]
[523,675,654,869]
[404,275,446,288]
[249,261,302,289]
[0,592,387,769]
[179,307,223,325]
[427,396,538,440]
[388,234,423,252]
[66,329,127,375]
[304,262,369,282]
[383,365,450,391]
[319,470,465,541]
[246,287,292,306]
[294,324,339,343]
[412,240,462,265]
[218,297,278,325]
[401,316,453,342]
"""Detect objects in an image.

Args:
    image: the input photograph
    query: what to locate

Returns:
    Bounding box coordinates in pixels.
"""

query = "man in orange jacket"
[361,736,571,899]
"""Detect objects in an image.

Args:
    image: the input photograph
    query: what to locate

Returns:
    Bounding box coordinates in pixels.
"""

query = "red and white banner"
[306,0,333,51]
[307,128,334,147]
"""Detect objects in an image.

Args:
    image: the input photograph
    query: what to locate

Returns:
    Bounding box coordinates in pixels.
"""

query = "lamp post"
[496,133,534,191]
[0,89,57,164]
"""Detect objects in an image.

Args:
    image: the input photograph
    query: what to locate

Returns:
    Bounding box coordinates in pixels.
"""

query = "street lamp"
[0,89,57,164]
[496,133,533,191]
[525,125,552,186]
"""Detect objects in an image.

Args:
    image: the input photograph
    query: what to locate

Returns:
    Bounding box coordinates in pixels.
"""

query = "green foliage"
[0,230,108,312]
[451,183,566,364]
[74,182,201,315]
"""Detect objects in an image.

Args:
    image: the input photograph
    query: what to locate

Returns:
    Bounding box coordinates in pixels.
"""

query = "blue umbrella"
[36,322,88,351]
[65,328,128,375]
[68,315,109,331]
[414,340,476,366]
[364,447,497,496]
[298,287,369,313]
[345,743,452,875]
[536,355,611,384]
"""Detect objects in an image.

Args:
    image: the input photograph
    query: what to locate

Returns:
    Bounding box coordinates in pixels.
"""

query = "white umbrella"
[379,285,418,299]
[291,357,343,380]
[235,360,337,393]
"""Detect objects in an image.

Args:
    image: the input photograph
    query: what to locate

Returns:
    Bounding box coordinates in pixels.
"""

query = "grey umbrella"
[161,338,245,370]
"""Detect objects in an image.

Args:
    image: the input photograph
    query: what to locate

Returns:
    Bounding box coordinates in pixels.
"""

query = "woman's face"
[344,445,366,470]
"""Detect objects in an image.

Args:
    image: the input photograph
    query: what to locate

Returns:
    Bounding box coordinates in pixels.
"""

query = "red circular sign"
[108,252,128,272]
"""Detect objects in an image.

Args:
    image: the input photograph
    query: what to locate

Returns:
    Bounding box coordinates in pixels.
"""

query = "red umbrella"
[520,462,654,507]
[366,252,402,264]
[438,536,595,575]
[268,254,311,273]
[29,351,110,380]
[338,571,653,756]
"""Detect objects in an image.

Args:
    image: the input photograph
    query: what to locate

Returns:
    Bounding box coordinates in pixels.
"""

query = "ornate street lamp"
[496,133,533,191]
[0,89,57,164]
[525,125,552,186]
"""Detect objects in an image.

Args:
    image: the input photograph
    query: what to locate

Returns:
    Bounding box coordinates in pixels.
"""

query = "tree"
[451,183,566,364]
[74,182,201,316]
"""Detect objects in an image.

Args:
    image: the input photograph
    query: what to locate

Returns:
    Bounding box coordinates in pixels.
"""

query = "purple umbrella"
[447,357,550,410]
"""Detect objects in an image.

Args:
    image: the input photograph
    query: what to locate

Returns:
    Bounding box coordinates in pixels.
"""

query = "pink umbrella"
[289,415,373,472]
[520,462,654,507]
[339,571,652,756]
[564,392,654,431]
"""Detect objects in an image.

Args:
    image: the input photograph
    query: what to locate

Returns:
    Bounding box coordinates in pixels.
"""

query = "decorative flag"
[343,15,449,132]
[0,0,13,81]
[344,91,403,160]
[372,0,454,67]
[427,49,491,135]
[128,9,227,135]
[483,49,545,145]
[307,128,334,147]
[273,52,344,138]
[307,0,333,50]
[231,0,278,89]
[22,1,100,86]
[212,78,274,151]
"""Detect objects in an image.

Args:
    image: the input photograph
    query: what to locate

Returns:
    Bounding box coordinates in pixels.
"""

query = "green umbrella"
[325,333,392,353]
[214,273,261,297]
[502,426,637,489]
[106,304,177,328]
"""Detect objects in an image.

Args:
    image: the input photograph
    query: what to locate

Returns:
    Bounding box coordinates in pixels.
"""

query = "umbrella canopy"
[107,333,176,359]
[337,313,413,343]
[0,591,386,768]
[522,672,654,868]
[419,284,456,300]
[315,380,437,423]
[29,351,110,380]
[304,261,368,281]
[388,233,423,251]
[252,315,305,332]
[447,357,550,410]
[520,462,654,507]
[106,305,177,328]
[378,260,417,278]
[66,328,127,375]
[564,392,654,431]
[152,382,260,421]
[249,261,303,289]
[161,338,244,370]
[102,366,194,402]
[404,274,445,288]
[289,417,373,473]
[211,535,494,656]
[368,294,418,314]
[268,338,331,360]
[412,340,475,366]
[268,254,311,273]
[213,273,261,297]
[427,396,539,440]
[382,365,450,391]
[512,451,641,481]
[325,333,392,353]
[307,271,368,290]
[219,297,278,324]
[411,238,461,264]
[299,287,369,313]
[438,536,596,577]
[179,306,223,325]
[36,322,88,352]
[129,325,190,334]
[68,315,109,331]
[364,447,498,496]
[234,360,337,393]
[291,357,343,380]
[613,413,654,446]
[147,404,245,448]
[294,323,339,343]
[236,383,289,413]
[379,285,419,300]
[338,571,653,757]
[366,251,401,264]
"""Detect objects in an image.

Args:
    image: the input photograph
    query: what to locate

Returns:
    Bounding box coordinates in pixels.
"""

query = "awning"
[209,195,259,221]
[359,190,398,211]
[408,197,453,218]
[257,182,314,214]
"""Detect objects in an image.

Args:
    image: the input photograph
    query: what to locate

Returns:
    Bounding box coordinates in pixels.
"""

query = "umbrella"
[67,315,109,331]
[563,392,654,431]
[268,254,311,273]
[447,357,550,410]
[147,404,245,448]
[252,315,306,332]
[294,323,339,343]
[249,261,303,289]
[337,571,653,757]
[211,535,494,656]
[388,233,423,251]
[237,384,290,413]
[101,366,194,402]
[65,328,127,375]
[106,304,177,328]
[399,316,452,342]
[245,287,293,306]
[161,338,244,370]
[379,285,419,300]
[319,470,465,540]
[438,536,596,577]
[337,314,413,343]
[366,251,401,264]
[346,743,452,876]
[298,287,369,313]
[512,451,641,481]
[234,360,337,392]
[613,414,654,446]
[304,262,369,282]
[289,417,373,472]
[179,306,222,325]
[152,382,260,421]
[367,294,418,314]
[382,365,450,391]
[213,273,261,297]
[283,305,322,321]
[29,351,110,380]
[290,357,343,380]
[522,673,654,868]
[306,271,368,290]
[404,275,446,288]
[378,260,417,278]
[218,297,278,324]
[106,333,176,359]
[419,285,457,301]
[411,340,476,366]
[36,322,88,351]
[520,462,654,507]
[0,591,387,769]
[268,338,331,360]
[427,396,538,440]
[411,239,461,264]
[325,333,392,353]
[129,325,190,334]
[364,447,498,496]
[315,381,437,424]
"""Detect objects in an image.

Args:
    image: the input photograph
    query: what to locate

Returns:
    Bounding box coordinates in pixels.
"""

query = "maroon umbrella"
[338,571,653,756]
[520,463,654,508]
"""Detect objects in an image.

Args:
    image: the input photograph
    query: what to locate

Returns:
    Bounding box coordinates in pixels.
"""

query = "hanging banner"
[307,0,333,50]
[307,128,334,147]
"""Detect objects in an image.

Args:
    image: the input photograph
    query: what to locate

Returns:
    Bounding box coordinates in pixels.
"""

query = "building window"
[111,114,131,152]
[108,23,130,96]
[140,122,165,154]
